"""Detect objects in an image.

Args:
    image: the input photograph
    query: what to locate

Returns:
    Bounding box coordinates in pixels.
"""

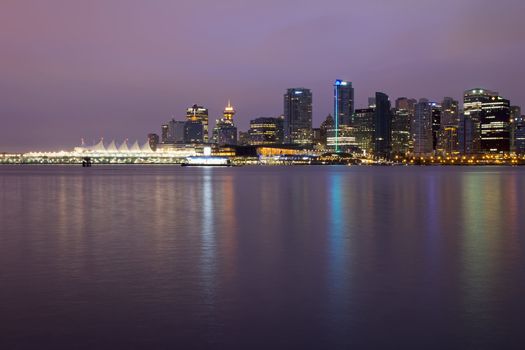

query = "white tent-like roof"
[130,140,141,152]
[90,139,106,152]
[107,140,118,152]
[118,140,129,152]
[141,141,152,152]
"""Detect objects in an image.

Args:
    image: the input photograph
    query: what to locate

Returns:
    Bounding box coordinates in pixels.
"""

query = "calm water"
[1,165,524,349]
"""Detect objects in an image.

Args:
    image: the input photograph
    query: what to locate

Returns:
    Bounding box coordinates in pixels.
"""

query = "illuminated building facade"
[319,114,334,147]
[213,101,238,146]
[412,99,433,155]
[248,117,284,145]
[431,103,442,151]
[374,92,392,159]
[186,104,209,143]
[392,107,412,156]
[167,119,186,144]
[161,124,169,144]
[332,80,354,151]
[464,89,510,154]
[353,108,375,155]
[510,106,521,152]
[284,88,312,145]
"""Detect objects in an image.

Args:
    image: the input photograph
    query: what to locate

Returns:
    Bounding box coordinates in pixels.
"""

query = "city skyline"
[1,0,524,151]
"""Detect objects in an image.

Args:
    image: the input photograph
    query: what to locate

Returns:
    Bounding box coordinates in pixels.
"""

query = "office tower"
[326,125,356,152]
[510,106,521,152]
[395,97,417,113]
[392,106,412,156]
[319,114,334,147]
[515,113,525,154]
[186,104,209,143]
[161,124,169,144]
[354,107,375,155]
[284,88,313,145]
[374,92,392,159]
[458,113,478,155]
[392,97,417,155]
[332,80,355,151]
[184,121,204,144]
[213,101,238,146]
[431,103,442,151]
[464,89,510,154]
[412,99,433,155]
[437,97,460,154]
[248,117,284,145]
[334,79,354,125]
[368,97,376,108]
[238,131,250,146]
[147,133,159,151]
[441,97,459,126]
[166,119,186,144]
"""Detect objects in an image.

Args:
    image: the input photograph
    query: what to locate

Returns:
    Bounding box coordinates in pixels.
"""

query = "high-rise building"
[515,114,525,154]
[353,108,375,155]
[248,117,284,145]
[186,105,209,143]
[458,112,478,155]
[184,121,204,144]
[374,92,392,159]
[332,80,355,151]
[464,89,510,154]
[412,99,433,155]
[394,97,417,154]
[438,97,460,154]
[166,119,186,144]
[161,124,169,144]
[392,105,412,156]
[213,101,238,146]
[319,114,334,147]
[431,103,442,151]
[510,106,522,152]
[284,88,313,145]
[147,133,159,151]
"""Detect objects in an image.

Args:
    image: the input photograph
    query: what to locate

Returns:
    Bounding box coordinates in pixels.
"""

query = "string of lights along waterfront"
[2,81,524,166]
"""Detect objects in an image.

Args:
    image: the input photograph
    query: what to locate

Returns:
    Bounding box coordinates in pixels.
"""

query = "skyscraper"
[213,101,238,146]
[374,92,392,159]
[438,97,459,154]
[412,99,433,155]
[431,103,442,151]
[186,104,209,143]
[284,88,313,145]
[354,108,375,155]
[332,80,355,151]
[247,117,284,145]
[464,89,510,154]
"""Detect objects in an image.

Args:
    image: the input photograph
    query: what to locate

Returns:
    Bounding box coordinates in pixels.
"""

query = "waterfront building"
[354,108,375,155]
[326,125,356,153]
[319,114,334,147]
[238,131,250,146]
[147,133,159,151]
[464,89,510,154]
[284,88,313,145]
[186,105,209,143]
[515,115,525,154]
[374,92,392,159]
[510,106,521,152]
[334,79,354,126]
[213,101,238,146]
[431,103,442,151]
[438,97,460,154]
[167,119,186,144]
[161,124,169,144]
[248,117,284,145]
[412,99,433,155]
[458,113,479,155]
[184,121,204,144]
[391,107,412,156]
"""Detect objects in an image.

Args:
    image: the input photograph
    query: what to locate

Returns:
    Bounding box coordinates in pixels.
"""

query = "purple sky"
[1,0,524,151]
